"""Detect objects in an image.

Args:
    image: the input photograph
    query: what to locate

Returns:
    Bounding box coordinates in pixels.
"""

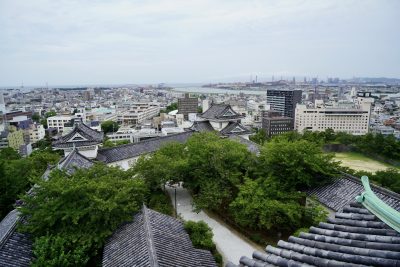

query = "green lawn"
[333,152,395,173]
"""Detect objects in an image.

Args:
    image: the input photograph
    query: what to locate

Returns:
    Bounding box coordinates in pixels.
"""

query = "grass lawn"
[333,152,395,173]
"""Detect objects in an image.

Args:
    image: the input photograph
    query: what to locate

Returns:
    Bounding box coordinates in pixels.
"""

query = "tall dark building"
[178,93,198,120]
[266,89,302,118]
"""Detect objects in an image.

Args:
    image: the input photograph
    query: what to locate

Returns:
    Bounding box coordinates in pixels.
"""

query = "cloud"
[0,0,399,85]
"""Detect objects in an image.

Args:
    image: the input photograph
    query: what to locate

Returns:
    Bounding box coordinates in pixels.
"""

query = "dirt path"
[166,185,260,265]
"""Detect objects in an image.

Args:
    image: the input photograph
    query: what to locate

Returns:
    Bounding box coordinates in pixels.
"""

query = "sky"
[0,0,399,86]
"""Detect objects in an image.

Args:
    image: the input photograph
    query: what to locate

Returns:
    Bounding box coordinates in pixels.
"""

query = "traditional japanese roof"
[0,209,32,267]
[57,148,94,174]
[228,201,400,267]
[228,135,260,155]
[220,121,252,136]
[52,120,103,149]
[102,205,217,267]
[189,120,215,133]
[307,173,400,212]
[96,131,194,163]
[200,104,243,121]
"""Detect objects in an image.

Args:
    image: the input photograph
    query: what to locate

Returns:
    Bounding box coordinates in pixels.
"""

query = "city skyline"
[0,0,399,86]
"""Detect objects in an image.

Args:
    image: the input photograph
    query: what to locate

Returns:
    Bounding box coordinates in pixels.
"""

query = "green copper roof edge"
[356,176,400,233]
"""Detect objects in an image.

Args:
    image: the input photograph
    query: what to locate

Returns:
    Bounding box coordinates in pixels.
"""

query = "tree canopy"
[0,149,60,219]
[101,120,119,134]
[19,163,147,266]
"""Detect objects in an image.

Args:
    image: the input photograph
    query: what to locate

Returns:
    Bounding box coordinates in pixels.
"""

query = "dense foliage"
[135,132,334,236]
[160,102,178,113]
[0,149,60,219]
[271,129,400,161]
[184,220,223,266]
[102,139,130,148]
[19,164,148,266]
[258,138,339,190]
[101,120,119,134]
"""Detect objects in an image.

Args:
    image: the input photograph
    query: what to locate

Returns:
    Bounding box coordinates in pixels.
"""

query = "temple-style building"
[195,104,251,138]
[52,119,104,159]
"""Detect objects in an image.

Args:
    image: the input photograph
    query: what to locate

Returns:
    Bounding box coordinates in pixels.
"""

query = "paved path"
[166,185,260,265]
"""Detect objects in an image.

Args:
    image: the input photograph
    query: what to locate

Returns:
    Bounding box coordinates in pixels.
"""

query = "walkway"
[166,185,260,265]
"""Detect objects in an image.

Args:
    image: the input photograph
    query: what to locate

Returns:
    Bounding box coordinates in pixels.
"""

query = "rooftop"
[103,205,217,267]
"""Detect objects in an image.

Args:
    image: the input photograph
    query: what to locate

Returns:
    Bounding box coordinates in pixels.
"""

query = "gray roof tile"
[0,210,32,267]
[230,203,400,267]
[200,104,243,120]
[97,131,194,163]
[103,206,217,267]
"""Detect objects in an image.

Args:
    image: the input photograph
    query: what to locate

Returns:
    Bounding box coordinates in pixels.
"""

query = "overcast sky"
[0,0,399,86]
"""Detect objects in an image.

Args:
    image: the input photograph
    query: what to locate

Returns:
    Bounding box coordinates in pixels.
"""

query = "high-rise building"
[178,93,198,120]
[266,89,302,118]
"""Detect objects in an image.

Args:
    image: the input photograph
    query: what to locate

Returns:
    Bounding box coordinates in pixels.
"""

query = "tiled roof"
[228,135,260,155]
[52,121,103,148]
[307,174,400,212]
[189,121,215,132]
[0,210,32,267]
[57,149,94,174]
[228,202,400,267]
[103,206,217,267]
[96,131,194,163]
[200,104,243,120]
[220,121,252,136]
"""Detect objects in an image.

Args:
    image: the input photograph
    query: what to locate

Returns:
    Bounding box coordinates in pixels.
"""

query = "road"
[166,185,261,265]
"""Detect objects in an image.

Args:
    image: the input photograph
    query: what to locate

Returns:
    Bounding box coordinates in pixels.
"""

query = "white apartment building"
[117,103,160,125]
[295,100,372,135]
[47,115,72,132]
[28,123,45,144]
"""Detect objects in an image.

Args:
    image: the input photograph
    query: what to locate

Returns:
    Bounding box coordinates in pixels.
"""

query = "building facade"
[261,110,293,137]
[266,89,302,118]
[295,100,371,135]
[47,115,73,132]
[117,103,160,125]
[178,93,198,119]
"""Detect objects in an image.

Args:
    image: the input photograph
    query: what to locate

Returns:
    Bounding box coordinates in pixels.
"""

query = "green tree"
[0,147,21,160]
[184,132,253,211]
[45,111,57,118]
[40,118,48,129]
[101,120,119,134]
[32,113,40,123]
[19,164,147,266]
[258,139,339,190]
[0,150,60,219]
[134,142,188,191]
[249,129,268,145]
[184,220,222,266]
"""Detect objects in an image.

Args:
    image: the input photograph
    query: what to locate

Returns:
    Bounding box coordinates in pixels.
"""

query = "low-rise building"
[28,123,46,144]
[118,103,160,126]
[47,115,73,132]
[7,126,25,150]
[262,110,293,137]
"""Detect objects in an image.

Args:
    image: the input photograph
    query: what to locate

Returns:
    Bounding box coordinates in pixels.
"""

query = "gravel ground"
[166,184,260,265]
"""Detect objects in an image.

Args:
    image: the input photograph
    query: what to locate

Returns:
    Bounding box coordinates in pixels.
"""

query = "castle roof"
[57,148,94,174]
[200,104,243,121]
[52,121,103,149]
[103,205,217,267]
[96,131,194,163]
